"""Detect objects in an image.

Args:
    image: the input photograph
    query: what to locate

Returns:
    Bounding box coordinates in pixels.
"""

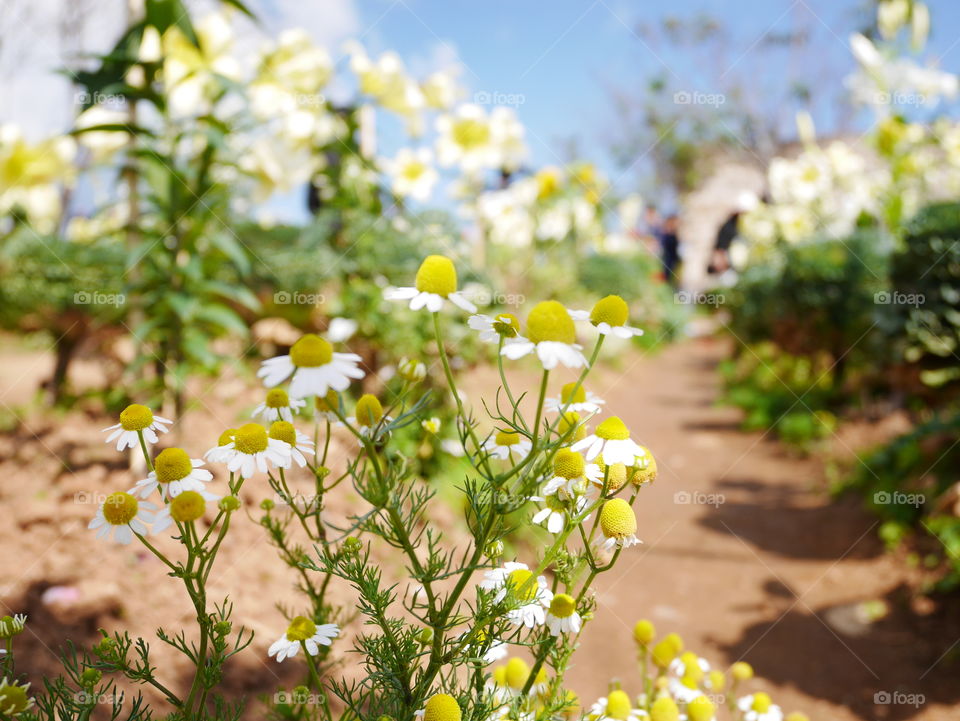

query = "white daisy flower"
[88,492,155,545]
[597,499,641,552]
[384,254,477,313]
[130,447,214,500]
[153,490,219,534]
[483,429,533,460]
[545,593,582,636]
[252,388,306,423]
[489,657,540,700]
[258,334,365,400]
[570,295,643,339]
[384,147,439,201]
[268,616,339,663]
[544,381,605,415]
[572,416,645,466]
[206,423,292,479]
[589,690,648,721]
[500,301,586,370]
[737,693,783,721]
[479,562,553,629]
[530,494,588,535]
[267,421,315,467]
[468,312,521,344]
[102,404,172,451]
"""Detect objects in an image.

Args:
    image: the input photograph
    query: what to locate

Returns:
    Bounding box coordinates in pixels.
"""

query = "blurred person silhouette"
[638,203,662,255]
[708,191,758,285]
[660,213,682,287]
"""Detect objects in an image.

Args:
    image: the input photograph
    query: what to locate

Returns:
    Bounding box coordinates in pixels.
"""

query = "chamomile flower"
[686,696,718,721]
[648,697,678,721]
[422,417,442,434]
[630,446,658,486]
[590,454,629,494]
[667,652,711,704]
[269,421,315,467]
[530,493,588,534]
[545,593,582,636]
[204,428,237,464]
[464,629,508,665]
[0,677,34,716]
[347,394,392,439]
[483,429,532,460]
[102,404,172,451]
[572,416,645,466]
[479,562,553,629]
[490,657,535,699]
[153,490,219,534]
[570,295,643,339]
[598,498,641,551]
[314,389,342,422]
[0,615,26,640]
[130,447,214,499]
[589,689,647,721]
[208,423,292,479]
[252,388,306,423]
[501,301,587,370]
[258,334,365,400]
[468,312,520,343]
[384,254,477,313]
[543,449,599,500]
[414,693,461,721]
[88,492,155,544]
[268,615,339,663]
[545,382,605,415]
[737,693,783,721]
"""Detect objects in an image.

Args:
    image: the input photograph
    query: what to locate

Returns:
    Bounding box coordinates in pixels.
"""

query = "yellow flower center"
[553,448,585,479]
[599,498,637,539]
[632,619,655,645]
[119,404,154,431]
[266,388,290,409]
[492,665,507,686]
[316,389,339,413]
[506,569,538,602]
[217,428,237,447]
[630,449,657,486]
[708,670,726,691]
[596,416,630,441]
[652,639,677,668]
[0,683,30,714]
[590,295,629,327]
[560,382,587,404]
[649,696,679,721]
[495,430,521,446]
[170,491,206,523]
[234,423,268,454]
[680,652,703,682]
[451,118,491,149]
[154,448,192,483]
[558,412,585,441]
[504,657,530,689]
[687,696,717,721]
[355,394,383,427]
[604,462,628,492]
[752,692,772,713]
[285,615,317,642]
[606,690,632,720]
[526,301,575,345]
[492,313,520,338]
[731,661,753,681]
[289,334,333,368]
[415,255,458,296]
[536,168,560,199]
[103,492,139,526]
[549,593,576,619]
[424,693,461,721]
[664,633,684,654]
[401,161,427,180]
[269,421,297,446]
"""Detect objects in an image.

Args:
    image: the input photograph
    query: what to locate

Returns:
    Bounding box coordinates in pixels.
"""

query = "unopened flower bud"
[219,495,241,512]
[343,537,363,555]
[80,668,102,688]
[398,357,426,383]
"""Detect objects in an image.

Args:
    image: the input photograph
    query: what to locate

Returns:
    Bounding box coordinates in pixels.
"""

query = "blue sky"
[334,0,960,181]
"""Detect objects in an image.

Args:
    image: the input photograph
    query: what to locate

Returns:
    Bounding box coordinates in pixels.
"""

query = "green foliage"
[835,411,960,589]
[883,201,960,394]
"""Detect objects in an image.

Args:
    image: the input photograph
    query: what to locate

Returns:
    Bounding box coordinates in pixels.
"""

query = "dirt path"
[1,334,958,720]
[572,337,959,721]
